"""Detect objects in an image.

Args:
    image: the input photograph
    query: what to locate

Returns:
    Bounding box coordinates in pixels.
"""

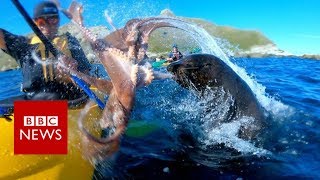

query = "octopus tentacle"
[61,2,136,152]
[78,98,127,145]
[56,0,187,161]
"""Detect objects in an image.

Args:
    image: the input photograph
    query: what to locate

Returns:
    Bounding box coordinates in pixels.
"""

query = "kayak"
[0,92,160,179]
[152,60,170,68]
[0,94,100,180]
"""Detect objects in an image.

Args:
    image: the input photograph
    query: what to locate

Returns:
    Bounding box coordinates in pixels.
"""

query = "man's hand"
[0,30,7,51]
[166,57,173,62]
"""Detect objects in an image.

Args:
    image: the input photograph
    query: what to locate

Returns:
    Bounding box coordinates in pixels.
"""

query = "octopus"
[50,0,188,162]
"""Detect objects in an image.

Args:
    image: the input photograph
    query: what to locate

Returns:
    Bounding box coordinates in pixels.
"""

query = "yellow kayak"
[0,97,102,180]
[0,89,160,179]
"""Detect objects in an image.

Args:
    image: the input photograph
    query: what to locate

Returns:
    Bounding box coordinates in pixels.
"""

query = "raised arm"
[0,28,29,60]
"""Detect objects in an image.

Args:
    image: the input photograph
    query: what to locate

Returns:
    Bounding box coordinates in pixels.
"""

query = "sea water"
[0,56,319,179]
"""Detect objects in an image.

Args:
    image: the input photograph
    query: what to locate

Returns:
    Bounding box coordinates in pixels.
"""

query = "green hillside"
[0,12,275,71]
[148,27,199,57]
[147,16,273,56]
[185,18,274,50]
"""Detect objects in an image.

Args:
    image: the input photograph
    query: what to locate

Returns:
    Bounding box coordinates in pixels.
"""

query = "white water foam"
[200,117,271,156]
[167,87,271,156]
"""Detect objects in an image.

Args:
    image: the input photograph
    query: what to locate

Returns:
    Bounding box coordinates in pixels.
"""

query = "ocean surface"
[0,56,319,179]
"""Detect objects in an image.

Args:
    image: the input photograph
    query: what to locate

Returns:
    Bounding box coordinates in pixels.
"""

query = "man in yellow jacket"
[0,1,91,100]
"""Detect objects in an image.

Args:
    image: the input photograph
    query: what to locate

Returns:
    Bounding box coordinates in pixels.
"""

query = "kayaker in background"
[166,44,183,62]
[0,1,91,100]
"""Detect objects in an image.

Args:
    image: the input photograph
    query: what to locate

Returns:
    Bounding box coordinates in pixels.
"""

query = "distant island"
[1,9,319,71]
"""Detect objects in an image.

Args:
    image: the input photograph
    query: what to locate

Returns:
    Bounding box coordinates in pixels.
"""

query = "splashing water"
[145,17,291,116]
[151,84,270,155]
[128,17,282,155]
[202,116,271,155]
[105,0,162,27]
[70,13,281,159]
[75,9,297,172]
[92,1,290,116]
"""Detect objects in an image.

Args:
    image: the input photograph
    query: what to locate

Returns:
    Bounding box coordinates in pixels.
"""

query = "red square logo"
[14,101,68,154]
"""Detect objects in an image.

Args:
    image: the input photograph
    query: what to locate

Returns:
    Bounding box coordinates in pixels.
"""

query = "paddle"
[10,0,105,109]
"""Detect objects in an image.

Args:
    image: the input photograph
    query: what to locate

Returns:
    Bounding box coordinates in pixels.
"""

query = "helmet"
[172,44,178,48]
[33,1,59,19]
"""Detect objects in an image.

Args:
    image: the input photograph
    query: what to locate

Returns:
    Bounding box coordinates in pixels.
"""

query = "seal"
[167,54,266,140]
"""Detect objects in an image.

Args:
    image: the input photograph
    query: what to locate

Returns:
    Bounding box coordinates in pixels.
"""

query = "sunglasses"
[35,16,59,26]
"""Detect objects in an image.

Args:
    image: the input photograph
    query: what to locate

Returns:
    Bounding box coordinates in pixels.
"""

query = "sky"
[1,0,319,55]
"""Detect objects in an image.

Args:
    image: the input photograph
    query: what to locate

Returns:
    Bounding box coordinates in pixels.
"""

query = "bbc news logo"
[20,116,61,141]
[14,101,68,154]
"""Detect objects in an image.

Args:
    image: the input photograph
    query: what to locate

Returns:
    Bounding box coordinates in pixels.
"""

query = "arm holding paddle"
[2,1,103,101]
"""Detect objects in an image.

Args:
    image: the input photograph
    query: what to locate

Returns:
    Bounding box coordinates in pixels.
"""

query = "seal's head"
[168,54,266,140]
[167,54,225,91]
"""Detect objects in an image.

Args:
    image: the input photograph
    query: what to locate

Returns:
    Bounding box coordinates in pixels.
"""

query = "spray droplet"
[163,167,170,173]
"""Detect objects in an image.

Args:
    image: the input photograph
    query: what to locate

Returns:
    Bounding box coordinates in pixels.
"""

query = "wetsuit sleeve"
[0,29,30,66]
[66,32,91,73]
